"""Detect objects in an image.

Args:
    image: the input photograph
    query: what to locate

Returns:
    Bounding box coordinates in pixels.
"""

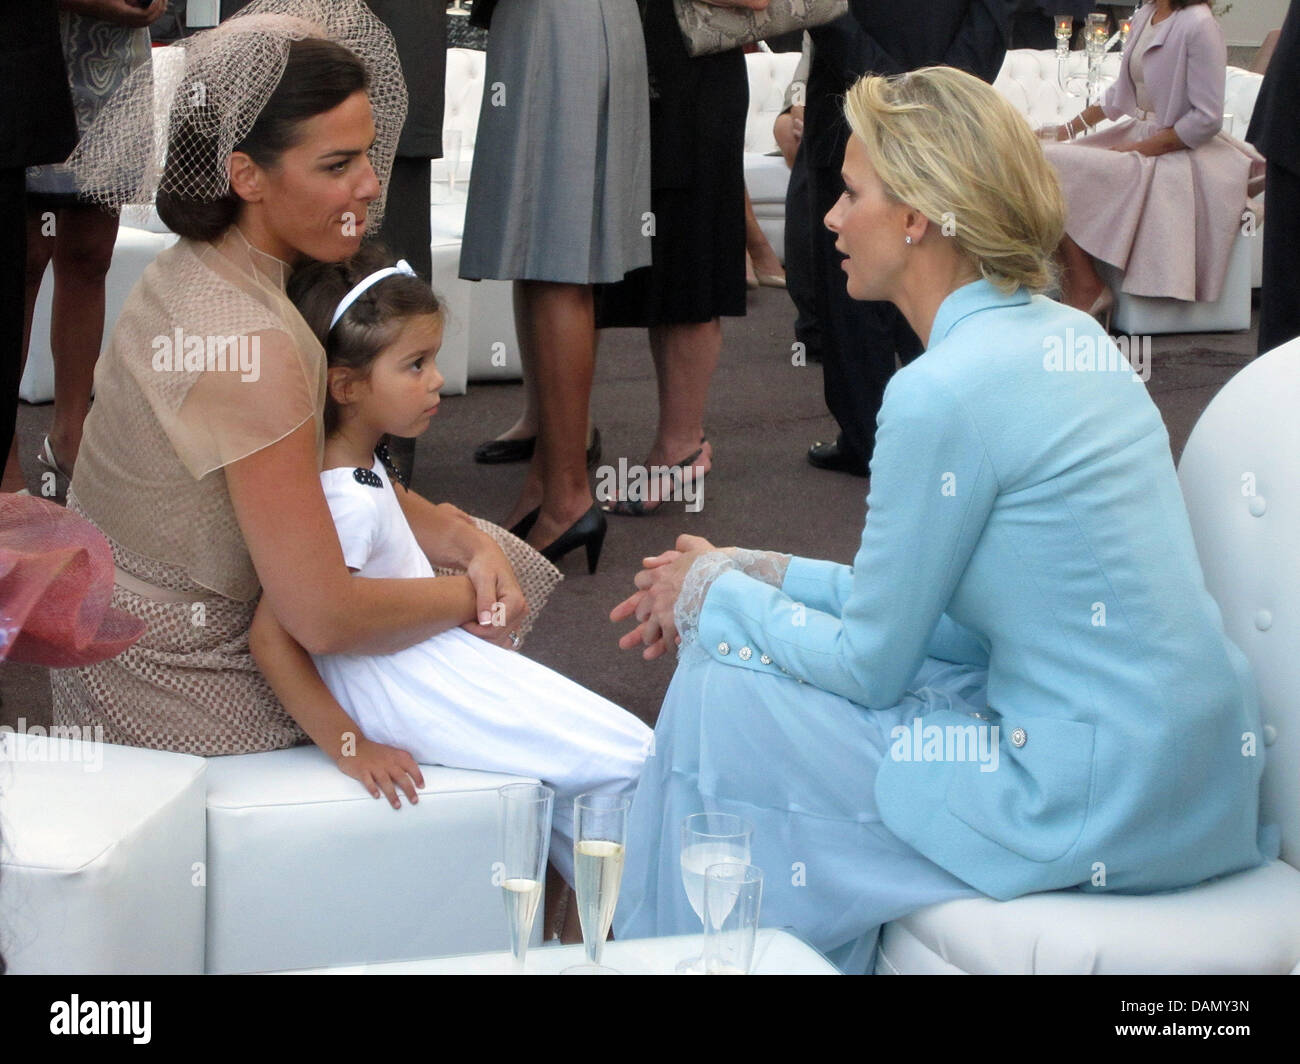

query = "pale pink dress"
[1043,5,1265,302]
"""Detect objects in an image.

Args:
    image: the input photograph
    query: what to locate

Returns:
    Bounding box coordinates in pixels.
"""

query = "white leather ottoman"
[202,745,536,974]
[1103,225,1255,336]
[0,733,206,974]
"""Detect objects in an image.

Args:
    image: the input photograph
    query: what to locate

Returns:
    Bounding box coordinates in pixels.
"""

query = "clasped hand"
[461,535,528,649]
[610,534,718,660]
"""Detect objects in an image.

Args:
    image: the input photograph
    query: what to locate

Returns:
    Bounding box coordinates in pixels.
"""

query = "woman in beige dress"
[52,2,527,795]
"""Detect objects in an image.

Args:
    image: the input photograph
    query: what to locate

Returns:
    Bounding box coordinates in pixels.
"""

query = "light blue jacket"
[697,280,1266,900]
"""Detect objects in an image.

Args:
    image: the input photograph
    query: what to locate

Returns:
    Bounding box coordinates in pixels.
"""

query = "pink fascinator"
[0,495,146,667]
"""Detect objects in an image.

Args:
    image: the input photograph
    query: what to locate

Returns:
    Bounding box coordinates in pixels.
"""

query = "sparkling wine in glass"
[573,793,628,967]
[677,812,752,973]
[498,782,553,972]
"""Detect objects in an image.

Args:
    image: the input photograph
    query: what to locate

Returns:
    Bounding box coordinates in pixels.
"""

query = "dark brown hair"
[287,244,444,435]
[157,37,369,242]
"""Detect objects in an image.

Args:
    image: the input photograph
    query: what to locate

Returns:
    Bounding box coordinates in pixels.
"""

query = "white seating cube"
[202,745,535,973]
[0,733,206,974]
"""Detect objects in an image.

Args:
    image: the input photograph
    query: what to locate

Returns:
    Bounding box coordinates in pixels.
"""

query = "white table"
[279,929,840,975]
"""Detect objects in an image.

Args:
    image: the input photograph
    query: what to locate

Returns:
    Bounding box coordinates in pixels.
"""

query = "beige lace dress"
[52,229,325,755]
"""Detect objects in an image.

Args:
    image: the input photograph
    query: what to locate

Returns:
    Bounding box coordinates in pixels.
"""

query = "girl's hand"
[461,539,528,648]
[337,738,425,810]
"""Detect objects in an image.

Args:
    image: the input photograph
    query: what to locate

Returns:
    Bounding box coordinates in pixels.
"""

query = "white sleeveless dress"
[311,460,652,883]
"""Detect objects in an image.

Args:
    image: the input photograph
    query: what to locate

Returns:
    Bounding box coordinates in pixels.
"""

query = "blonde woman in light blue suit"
[610,66,1273,974]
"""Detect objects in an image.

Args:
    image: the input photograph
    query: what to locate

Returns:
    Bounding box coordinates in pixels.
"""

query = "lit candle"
[1055,14,1074,41]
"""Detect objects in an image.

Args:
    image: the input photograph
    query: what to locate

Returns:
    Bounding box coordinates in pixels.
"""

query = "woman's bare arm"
[226,420,477,655]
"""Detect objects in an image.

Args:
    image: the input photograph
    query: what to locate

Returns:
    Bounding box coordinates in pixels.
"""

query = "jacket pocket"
[944,714,1096,864]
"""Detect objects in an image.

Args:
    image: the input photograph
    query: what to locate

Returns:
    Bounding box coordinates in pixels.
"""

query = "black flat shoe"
[807,439,868,477]
[474,428,603,469]
[508,507,540,539]
[474,435,535,464]
[539,505,607,575]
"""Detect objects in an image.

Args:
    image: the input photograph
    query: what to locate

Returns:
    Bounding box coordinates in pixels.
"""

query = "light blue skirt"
[614,648,987,973]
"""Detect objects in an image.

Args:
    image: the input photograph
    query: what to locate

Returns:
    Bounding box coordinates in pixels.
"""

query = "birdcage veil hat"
[67,0,407,229]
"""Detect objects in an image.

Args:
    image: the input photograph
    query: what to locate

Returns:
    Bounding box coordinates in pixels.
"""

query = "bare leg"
[1057,234,1106,311]
[482,285,594,494]
[744,186,784,282]
[1,213,56,493]
[514,280,596,549]
[495,283,542,443]
[606,320,718,512]
[47,205,119,473]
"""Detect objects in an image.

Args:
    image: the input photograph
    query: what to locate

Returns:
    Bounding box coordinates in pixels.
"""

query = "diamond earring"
[905,236,913,245]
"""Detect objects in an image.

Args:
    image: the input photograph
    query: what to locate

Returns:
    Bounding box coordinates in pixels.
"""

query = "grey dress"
[26,10,151,204]
[459,0,652,284]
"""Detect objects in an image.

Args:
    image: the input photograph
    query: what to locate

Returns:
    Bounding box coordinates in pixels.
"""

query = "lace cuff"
[675,549,792,651]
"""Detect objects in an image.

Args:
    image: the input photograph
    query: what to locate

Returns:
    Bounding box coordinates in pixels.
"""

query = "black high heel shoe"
[508,507,540,539]
[538,505,607,574]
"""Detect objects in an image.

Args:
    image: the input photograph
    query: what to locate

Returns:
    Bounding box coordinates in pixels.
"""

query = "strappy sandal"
[35,436,72,501]
[601,438,709,517]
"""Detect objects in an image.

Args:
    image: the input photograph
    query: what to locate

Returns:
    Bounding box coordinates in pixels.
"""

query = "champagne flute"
[498,782,553,972]
[676,812,752,973]
[702,863,764,975]
[573,792,628,967]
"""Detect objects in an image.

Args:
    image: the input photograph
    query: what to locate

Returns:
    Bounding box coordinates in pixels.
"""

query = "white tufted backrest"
[992,48,1123,128]
[1177,337,1300,869]
[1223,66,1264,139]
[443,47,486,149]
[745,50,803,154]
[991,48,1263,136]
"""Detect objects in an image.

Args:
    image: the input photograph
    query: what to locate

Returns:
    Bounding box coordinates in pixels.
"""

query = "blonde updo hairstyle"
[843,66,1065,294]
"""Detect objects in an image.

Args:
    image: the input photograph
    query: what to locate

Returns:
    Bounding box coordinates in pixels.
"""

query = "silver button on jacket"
[1011,727,1027,748]
[717,641,730,656]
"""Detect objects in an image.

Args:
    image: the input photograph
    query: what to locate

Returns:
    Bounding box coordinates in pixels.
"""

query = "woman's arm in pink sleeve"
[1172,15,1226,148]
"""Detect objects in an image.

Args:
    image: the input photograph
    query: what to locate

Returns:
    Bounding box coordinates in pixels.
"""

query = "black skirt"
[594,0,748,327]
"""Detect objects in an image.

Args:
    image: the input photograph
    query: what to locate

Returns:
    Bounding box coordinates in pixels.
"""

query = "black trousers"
[1257,160,1300,356]
[806,160,923,467]
[783,147,823,362]
[374,155,433,282]
[372,155,434,480]
[1,168,26,464]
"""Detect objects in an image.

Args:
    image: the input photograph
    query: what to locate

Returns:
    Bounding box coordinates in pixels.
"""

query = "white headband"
[329,260,417,330]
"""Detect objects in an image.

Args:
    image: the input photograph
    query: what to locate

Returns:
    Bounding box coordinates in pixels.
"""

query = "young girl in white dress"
[249,246,651,885]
